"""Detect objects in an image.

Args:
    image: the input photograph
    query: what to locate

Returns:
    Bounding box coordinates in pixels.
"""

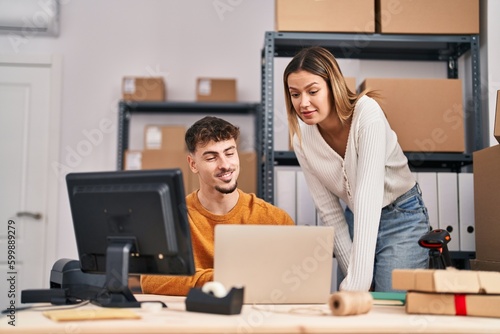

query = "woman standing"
[283,46,429,292]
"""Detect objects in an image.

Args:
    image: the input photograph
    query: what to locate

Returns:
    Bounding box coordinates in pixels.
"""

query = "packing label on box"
[123,78,136,94]
[145,126,162,150]
[197,79,212,96]
[124,151,142,171]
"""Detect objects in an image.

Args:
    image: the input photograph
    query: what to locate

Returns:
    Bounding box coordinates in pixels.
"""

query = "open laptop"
[214,224,334,304]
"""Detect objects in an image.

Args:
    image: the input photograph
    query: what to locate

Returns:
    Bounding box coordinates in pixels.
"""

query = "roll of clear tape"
[328,291,373,316]
[201,281,228,298]
[141,302,163,313]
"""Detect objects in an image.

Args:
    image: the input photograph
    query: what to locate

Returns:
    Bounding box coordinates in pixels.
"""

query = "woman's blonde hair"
[283,46,373,148]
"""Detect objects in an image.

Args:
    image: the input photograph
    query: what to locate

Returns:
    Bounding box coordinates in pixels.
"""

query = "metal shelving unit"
[116,100,261,171]
[260,31,484,204]
[275,151,474,173]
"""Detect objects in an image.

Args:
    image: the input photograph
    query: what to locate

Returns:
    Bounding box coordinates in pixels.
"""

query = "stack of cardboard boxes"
[393,268,500,318]
[275,0,479,35]
[276,0,479,154]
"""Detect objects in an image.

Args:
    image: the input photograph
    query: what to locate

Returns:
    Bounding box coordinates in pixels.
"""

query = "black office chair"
[418,229,452,269]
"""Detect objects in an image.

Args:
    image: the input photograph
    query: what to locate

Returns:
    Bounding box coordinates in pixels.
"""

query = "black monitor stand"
[93,240,141,308]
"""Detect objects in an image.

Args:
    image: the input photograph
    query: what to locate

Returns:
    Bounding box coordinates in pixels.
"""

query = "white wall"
[0,0,275,260]
[0,0,498,261]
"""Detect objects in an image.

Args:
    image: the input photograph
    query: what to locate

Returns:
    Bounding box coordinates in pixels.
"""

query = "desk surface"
[2,294,500,334]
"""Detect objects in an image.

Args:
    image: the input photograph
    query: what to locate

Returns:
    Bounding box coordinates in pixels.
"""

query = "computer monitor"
[66,169,195,307]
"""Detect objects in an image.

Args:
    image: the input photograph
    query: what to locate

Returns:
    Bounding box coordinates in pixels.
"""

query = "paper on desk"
[370,292,406,306]
[43,308,141,322]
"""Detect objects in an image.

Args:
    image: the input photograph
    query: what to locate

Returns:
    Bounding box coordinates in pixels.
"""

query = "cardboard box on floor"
[360,78,465,152]
[473,90,500,265]
[376,0,479,34]
[393,268,500,318]
[122,77,166,102]
[275,0,374,33]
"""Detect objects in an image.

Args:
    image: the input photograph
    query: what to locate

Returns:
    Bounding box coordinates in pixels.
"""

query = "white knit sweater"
[293,95,415,291]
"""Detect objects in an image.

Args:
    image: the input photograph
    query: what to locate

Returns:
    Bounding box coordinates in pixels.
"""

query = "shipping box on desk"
[405,292,500,318]
[393,269,500,293]
[393,269,500,318]
[359,78,465,152]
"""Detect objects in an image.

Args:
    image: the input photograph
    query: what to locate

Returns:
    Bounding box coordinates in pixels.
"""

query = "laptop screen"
[214,224,334,304]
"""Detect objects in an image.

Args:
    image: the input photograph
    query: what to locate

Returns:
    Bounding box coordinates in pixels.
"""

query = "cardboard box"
[406,292,500,318]
[360,78,465,152]
[392,268,500,293]
[345,77,356,93]
[376,0,479,34]
[123,150,194,194]
[238,151,257,195]
[395,269,500,318]
[122,77,166,101]
[196,78,237,102]
[276,0,374,33]
[144,125,186,151]
[473,144,500,262]
[472,90,500,263]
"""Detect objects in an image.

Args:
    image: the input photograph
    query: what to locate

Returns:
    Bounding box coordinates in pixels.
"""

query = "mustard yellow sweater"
[141,189,294,296]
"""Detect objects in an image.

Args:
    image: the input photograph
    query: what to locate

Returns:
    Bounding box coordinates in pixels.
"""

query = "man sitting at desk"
[141,116,294,296]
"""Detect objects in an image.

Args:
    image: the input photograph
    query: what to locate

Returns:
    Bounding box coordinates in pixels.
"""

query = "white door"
[0,55,61,310]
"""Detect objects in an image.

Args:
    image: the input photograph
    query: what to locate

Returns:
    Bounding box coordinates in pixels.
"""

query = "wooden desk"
[2,294,500,334]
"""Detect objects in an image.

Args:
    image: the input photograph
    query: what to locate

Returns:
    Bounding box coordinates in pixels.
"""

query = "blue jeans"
[338,183,430,292]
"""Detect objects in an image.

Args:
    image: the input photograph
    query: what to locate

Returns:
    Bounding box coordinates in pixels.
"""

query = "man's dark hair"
[185,116,240,153]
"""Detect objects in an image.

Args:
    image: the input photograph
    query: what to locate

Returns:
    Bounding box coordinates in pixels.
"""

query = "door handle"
[16,211,43,220]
